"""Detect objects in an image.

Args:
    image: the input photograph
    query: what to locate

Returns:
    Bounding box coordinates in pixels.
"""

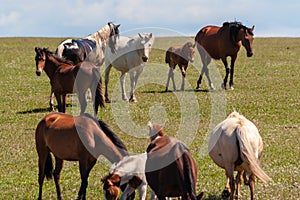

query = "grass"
[0,36,299,199]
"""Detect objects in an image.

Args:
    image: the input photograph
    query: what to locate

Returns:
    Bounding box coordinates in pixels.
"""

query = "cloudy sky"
[1,0,299,37]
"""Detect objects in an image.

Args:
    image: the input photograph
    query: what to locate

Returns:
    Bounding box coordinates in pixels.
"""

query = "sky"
[1,0,300,37]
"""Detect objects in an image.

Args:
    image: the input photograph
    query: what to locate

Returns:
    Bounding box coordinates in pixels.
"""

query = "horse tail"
[236,126,272,183]
[92,67,105,112]
[55,42,64,58]
[44,152,53,180]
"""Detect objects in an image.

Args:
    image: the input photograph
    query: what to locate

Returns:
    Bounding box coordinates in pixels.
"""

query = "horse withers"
[34,47,105,115]
[104,33,154,102]
[195,21,254,90]
[208,111,272,200]
[165,42,195,91]
[56,22,120,67]
[35,112,128,200]
[145,122,204,200]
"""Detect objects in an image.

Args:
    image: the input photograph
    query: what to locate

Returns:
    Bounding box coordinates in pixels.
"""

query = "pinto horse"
[195,22,254,90]
[165,42,195,91]
[104,33,154,102]
[35,112,128,200]
[145,122,204,200]
[208,111,272,200]
[56,22,120,66]
[101,152,156,200]
[34,47,105,115]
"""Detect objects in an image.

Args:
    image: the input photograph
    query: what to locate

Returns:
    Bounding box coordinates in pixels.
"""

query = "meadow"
[0,36,299,199]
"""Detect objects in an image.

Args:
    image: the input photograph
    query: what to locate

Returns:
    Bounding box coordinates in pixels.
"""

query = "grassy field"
[0,36,299,199]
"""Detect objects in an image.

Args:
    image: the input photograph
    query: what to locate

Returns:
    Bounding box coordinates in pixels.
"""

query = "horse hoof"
[221,189,230,198]
[221,83,226,90]
[229,86,234,90]
[210,84,216,91]
[105,98,111,103]
[129,98,137,103]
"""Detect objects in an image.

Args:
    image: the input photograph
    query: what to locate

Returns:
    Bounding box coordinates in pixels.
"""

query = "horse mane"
[227,111,247,126]
[222,21,250,42]
[85,23,112,42]
[83,113,128,153]
[41,47,74,65]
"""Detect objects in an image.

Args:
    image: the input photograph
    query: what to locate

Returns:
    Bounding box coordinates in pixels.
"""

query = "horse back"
[165,46,188,66]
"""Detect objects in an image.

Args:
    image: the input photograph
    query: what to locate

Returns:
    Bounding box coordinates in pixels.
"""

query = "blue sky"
[1,0,299,37]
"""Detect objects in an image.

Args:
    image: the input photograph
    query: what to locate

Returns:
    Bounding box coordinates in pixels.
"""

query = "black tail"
[45,152,53,180]
[92,68,105,115]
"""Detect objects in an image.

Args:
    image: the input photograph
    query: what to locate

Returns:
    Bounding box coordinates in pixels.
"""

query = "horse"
[165,42,195,91]
[208,111,272,200]
[194,21,254,90]
[56,22,120,67]
[145,122,204,200]
[104,33,154,102]
[101,152,156,200]
[35,112,128,200]
[34,47,105,115]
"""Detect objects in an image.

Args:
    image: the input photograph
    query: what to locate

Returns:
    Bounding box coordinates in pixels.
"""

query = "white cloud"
[0,11,20,26]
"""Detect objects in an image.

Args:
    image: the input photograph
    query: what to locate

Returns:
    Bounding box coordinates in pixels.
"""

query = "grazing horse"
[102,152,156,200]
[195,22,254,90]
[165,42,195,91]
[56,22,120,66]
[35,112,128,200]
[104,33,154,102]
[145,122,204,200]
[34,47,105,115]
[208,111,272,200]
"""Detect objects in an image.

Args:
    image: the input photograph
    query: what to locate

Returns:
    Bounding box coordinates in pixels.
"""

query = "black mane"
[42,47,74,65]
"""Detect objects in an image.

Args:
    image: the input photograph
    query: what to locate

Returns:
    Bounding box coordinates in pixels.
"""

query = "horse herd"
[34,22,272,200]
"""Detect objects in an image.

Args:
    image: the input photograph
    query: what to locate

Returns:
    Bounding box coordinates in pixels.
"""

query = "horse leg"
[225,166,235,200]
[53,157,64,200]
[62,94,67,113]
[229,56,237,90]
[170,65,176,91]
[179,64,186,91]
[129,66,143,102]
[166,65,175,92]
[248,173,255,200]
[49,87,55,111]
[78,91,87,115]
[104,64,112,103]
[54,93,63,112]
[120,72,128,101]
[77,159,97,200]
[235,171,243,199]
[37,150,51,200]
[222,58,229,90]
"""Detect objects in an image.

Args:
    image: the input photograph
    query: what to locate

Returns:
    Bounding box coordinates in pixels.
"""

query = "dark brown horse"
[34,47,105,115]
[35,112,128,200]
[165,42,195,91]
[145,122,204,200]
[195,22,254,90]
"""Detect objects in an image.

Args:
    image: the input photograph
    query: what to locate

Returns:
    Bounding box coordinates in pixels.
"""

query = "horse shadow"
[202,194,223,200]
[141,88,210,94]
[17,103,74,114]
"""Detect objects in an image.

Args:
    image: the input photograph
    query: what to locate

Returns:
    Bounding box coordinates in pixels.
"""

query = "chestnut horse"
[145,122,204,200]
[208,112,272,200]
[35,112,128,200]
[34,47,105,115]
[195,22,254,90]
[165,42,195,91]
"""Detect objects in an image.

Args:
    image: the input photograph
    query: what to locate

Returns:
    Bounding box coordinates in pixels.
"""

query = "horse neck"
[86,25,110,44]
[44,55,60,78]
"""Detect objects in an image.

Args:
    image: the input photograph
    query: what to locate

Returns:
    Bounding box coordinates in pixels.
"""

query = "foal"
[165,42,195,91]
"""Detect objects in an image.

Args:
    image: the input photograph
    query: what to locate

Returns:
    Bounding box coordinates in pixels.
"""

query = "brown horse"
[208,112,272,200]
[195,22,254,90]
[165,42,195,91]
[34,47,105,115]
[145,122,204,200]
[35,112,128,200]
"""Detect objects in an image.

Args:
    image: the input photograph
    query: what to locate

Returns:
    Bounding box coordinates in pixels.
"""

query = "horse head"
[108,22,120,54]
[183,42,195,63]
[241,25,254,57]
[101,174,121,200]
[137,33,154,62]
[34,47,48,76]
[148,121,164,141]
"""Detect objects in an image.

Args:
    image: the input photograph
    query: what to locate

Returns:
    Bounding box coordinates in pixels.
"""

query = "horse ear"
[138,33,143,39]
[115,24,120,28]
[147,121,153,129]
[35,47,38,52]
[251,25,255,31]
[149,33,153,38]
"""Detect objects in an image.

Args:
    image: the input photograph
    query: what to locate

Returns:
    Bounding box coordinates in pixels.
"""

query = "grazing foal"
[165,42,195,91]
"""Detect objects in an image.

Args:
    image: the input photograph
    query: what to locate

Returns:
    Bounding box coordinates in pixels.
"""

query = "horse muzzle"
[36,70,42,76]
[247,52,253,57]
[142,56,148,62]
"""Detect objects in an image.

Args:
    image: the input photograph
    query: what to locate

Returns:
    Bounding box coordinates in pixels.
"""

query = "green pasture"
[0,36,299,199]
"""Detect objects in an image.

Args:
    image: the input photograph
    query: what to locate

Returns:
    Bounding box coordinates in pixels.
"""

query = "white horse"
[102,152,156,200]
[104,33,154,102]
[208,111,272,200]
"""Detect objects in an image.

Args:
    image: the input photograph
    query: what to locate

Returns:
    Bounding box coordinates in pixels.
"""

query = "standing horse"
[208,111,272,200]
[35,112,128,200]
[165,42,195,91]
[195,22,254,90]
[104,33,154,102]
[56,22,120,66]
[101,152,156,200]
[145,122,204,200]
[34,47,105,115]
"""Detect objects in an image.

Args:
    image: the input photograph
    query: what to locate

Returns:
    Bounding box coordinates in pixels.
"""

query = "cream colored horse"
[104,33,154,102]
[208,112,272,200]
